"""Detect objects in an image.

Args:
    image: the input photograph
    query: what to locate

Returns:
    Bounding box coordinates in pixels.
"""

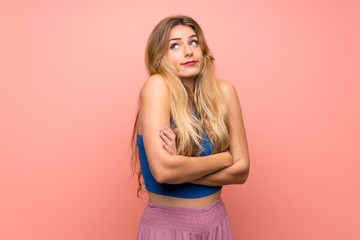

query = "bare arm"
[161,80,250,186]
[191,80,250,185]
[139,75,232,185]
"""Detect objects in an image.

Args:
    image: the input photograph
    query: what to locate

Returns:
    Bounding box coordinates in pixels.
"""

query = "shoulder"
[218,79,239,101]
[140,74,169,99]
[139,74,170,113]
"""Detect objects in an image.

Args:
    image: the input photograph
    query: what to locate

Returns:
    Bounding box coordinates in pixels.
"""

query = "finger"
[162,143,169,151]
[160,130,173,146]
[160,129,169,140]
[165,126,176,138]
[162,143,173,154]
[161,128,176,154]
[163,127,176,140]
[163,129,174,140]
[162,136,173,147]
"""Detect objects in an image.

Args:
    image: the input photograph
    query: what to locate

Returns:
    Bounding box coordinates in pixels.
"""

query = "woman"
[132,15,250,239]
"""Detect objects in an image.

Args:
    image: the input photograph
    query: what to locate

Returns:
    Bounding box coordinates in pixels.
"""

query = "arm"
[190,80,250,186]
[139,75,232,185]
[159,80,250,186]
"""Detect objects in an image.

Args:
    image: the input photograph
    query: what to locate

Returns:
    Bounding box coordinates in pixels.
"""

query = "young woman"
[132,15,250,239]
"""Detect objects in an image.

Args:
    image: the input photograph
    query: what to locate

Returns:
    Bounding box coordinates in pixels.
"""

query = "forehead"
[169,25,196,39]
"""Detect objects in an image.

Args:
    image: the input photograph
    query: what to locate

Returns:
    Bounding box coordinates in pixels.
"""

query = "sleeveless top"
[137,130,222,198]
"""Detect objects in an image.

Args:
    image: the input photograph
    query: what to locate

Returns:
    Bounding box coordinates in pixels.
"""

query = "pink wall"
[1,0,359,239]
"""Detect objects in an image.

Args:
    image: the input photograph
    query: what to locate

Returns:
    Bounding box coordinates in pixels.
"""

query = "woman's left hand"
[160,126,176,155]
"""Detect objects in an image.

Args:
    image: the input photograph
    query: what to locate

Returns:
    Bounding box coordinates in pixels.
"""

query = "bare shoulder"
[218,79,239,101]
[141,74,169,96]
[138,75,171,133]
[139,74,170,113]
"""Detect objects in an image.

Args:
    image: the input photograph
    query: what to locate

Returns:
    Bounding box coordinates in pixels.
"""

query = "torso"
[138,116,221,209]
[149,191,221,209]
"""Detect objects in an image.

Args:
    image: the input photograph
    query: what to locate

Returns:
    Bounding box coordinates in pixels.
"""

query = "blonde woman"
[132,15,250,239]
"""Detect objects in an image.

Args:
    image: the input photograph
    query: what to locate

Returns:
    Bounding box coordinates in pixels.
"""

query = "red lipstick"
[183,60,197,66]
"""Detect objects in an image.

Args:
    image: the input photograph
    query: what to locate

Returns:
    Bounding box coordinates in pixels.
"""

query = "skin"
[166,25,203,90]
[161,80,250,186]
[138,25,250,208]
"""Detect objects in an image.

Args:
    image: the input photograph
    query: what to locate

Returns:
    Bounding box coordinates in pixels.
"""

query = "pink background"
[1,0,359,239]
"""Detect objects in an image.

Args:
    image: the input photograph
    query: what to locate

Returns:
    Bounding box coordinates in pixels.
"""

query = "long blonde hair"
[131,15,230,195]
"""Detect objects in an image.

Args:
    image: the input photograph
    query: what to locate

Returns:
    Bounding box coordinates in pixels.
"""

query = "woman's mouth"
[182,60,197,66]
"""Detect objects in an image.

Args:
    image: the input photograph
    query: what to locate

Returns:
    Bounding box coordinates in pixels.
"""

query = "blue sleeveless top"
[137,132,222,198]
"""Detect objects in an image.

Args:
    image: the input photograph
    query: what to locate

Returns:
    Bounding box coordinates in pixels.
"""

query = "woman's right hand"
[160,126,177,155]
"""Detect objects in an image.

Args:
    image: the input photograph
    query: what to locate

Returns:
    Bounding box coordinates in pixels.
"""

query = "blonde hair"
[131,15,230,196]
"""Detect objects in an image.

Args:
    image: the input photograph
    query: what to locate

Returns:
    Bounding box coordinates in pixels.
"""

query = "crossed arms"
[139,74,250,186]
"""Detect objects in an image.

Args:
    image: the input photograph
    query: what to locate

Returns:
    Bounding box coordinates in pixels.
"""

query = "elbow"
[147,154,173,184]
[155,171,183,184]
[148,156,186,184]
[151,166,171,184]
[150,161,179,184]
[238,170,249,184]
[152,168,184,184]
[154,174,172,184]
[154,176,167,184]
[235,160,250,185]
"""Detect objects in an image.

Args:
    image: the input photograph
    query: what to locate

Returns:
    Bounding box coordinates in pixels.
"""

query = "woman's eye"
[170,43,179,49]
[190,40,198,46]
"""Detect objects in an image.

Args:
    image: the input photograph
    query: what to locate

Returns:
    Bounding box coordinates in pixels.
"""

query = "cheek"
[167,52,180,66]
[196,49,203,62]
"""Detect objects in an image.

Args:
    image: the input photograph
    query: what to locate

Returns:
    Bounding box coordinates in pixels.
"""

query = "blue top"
[137,132,222,199]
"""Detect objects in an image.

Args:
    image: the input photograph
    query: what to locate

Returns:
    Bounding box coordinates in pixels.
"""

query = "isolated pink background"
[1,0,359,239]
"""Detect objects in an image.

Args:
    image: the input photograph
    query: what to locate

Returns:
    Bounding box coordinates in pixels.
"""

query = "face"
[166,25,203,82]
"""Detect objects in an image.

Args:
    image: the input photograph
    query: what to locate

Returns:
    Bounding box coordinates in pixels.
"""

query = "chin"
[178,70,201,79]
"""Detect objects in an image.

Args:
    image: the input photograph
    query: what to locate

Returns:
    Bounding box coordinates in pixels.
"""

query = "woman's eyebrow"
[168,35,198,42]
[169,37,181,42]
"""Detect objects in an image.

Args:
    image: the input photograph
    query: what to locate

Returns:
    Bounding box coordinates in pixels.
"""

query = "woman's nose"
[184,44,193,57]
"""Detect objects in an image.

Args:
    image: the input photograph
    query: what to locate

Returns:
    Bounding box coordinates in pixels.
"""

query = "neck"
[180,77,195,92]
